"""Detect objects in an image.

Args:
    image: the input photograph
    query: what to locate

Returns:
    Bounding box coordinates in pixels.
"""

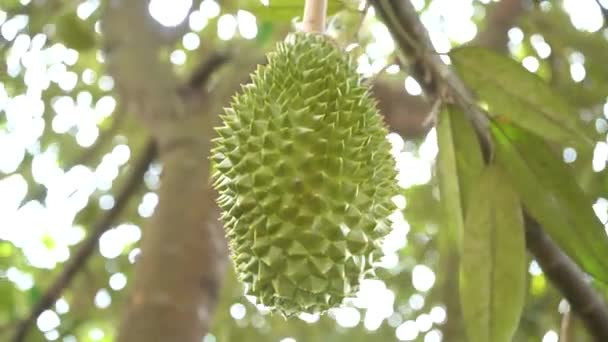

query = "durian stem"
[302,0,327,33]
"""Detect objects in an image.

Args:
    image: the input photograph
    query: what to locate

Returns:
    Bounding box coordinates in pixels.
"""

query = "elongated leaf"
[460,164,526,342]
[450,47,592,147]
[437,106,465,249]
[241,0,349,21]
[437,105,486,340]
[437,105,484,248]
[492,123,608,283]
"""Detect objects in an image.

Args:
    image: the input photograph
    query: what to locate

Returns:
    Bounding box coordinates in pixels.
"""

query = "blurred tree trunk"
[100,2,234,341]
[116,142,227,341]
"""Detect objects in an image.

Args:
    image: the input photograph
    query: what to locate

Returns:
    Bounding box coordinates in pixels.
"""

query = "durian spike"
[302,0,327,33]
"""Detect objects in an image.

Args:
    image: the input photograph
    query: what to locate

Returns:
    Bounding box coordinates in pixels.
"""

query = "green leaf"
[460,164,526,342]
[55,12,97,51]
[240,0,350,22]
[437,105,486,342]
[437,104,484,249]
[450,46,592,147]
[492,123,608,283]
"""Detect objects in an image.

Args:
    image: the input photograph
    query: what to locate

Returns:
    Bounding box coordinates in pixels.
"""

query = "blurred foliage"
[1,0,608,342]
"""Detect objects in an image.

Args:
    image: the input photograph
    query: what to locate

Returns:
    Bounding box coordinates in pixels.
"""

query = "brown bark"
[117,142,227,341]
[100,1,234,341]
[526,218,608,341]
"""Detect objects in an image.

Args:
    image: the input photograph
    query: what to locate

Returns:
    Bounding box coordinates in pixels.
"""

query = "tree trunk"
[117,142,227,342]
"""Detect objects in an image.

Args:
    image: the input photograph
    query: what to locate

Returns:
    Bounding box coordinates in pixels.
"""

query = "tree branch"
[183,51,231,92]
[111,44,259,342]
[369,0,527,140]
[371,1,608,340]
[526,217,608,341]
[373,1,491,146]
[11,139,157,342]
[101,2,239,341]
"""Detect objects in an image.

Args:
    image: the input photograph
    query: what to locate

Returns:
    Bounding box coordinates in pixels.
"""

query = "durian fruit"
[211,33,398,316]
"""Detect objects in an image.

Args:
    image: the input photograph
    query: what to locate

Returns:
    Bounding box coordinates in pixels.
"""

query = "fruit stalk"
[302,0,327,33]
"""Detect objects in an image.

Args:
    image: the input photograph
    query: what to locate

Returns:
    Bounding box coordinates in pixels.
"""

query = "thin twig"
[350,1,371,43]
[303,0,328,33]
[11,139,157,342]
[560,306,573,342]
[372,0,492,151]
[371,1,608,340]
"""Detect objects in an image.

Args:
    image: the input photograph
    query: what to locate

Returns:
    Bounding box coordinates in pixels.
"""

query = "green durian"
[211,33,398,316]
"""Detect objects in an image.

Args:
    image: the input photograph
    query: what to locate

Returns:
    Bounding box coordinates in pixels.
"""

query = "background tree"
[2,0,608,341]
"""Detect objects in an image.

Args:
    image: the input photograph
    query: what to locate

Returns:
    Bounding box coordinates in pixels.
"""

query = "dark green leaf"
[55,13,97,51]
[437,104,484,248]
[492,123,608,283]
[450,46,592,147]
[436,105,485,342]
[460,164,526,342]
